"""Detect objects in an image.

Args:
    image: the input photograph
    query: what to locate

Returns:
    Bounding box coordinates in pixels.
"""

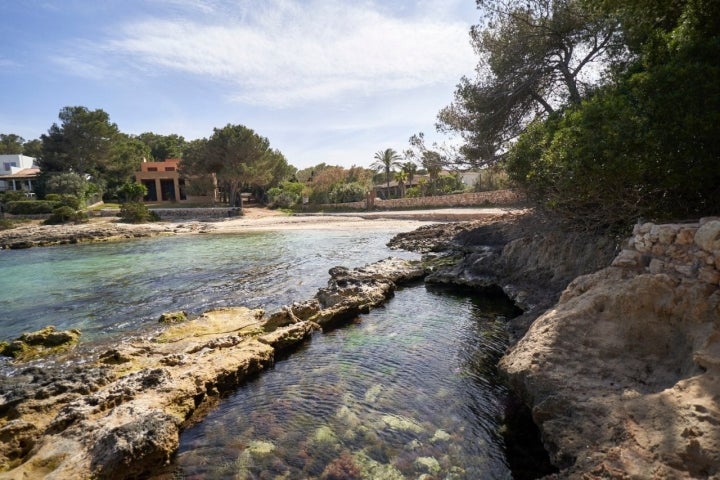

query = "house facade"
[134,158,217,203]
[0,155,39,195]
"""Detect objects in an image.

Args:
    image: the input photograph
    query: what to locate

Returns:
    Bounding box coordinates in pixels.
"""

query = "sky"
[0,0,481,170]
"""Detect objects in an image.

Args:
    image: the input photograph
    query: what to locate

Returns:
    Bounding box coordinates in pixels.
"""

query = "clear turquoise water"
[174,285,520,479]
[0,228,533,478]
[0,229,416,343]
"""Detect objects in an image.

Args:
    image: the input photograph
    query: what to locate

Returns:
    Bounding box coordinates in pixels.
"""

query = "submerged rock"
[0,256,427,479]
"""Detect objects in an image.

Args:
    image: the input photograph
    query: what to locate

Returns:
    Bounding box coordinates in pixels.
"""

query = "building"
[134,158,217,203]
[0,155,39,195]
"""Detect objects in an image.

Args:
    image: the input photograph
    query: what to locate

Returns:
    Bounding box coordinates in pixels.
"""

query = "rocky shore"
[394,214,720,478]
[0,220,210,249]
[3,211,719,478]
[0,258,426,479]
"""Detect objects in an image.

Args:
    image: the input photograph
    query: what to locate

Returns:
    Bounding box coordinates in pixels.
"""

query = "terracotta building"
[134,158,216,203]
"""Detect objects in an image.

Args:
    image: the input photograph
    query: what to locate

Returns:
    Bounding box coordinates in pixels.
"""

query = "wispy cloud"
[99,0,475,108]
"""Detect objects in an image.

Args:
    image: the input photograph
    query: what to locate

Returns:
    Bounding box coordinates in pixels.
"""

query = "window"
[165,167,175,171]
[147,167,158,172]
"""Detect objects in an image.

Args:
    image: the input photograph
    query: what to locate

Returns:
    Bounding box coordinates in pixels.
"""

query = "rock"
[258,321,318,351]
[263,300,321,332]
[0,326,80,360]
[380,414,424,434]
[500,260,720,478]
[157,311,187,324]
[405,214,617,341]
[0,256,428,479]
[415,456,441,475]
[695,220,720,252]
[0,221,177,250]
[313,258,426,328]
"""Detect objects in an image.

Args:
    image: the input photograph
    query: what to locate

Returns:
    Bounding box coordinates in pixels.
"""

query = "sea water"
[0,228,546,478]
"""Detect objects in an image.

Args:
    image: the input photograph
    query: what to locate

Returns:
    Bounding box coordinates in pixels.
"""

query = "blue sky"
[0,0,480,169]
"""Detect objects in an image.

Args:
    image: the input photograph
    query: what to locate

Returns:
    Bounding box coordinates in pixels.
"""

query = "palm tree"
[394,170,408,198]
[371,148,401,198]
[401,161,418,188]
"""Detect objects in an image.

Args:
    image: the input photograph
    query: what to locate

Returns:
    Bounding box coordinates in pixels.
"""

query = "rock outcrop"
[391,213,618,340]
[500,218,720,478]
[0,221,211,249]
[0,258,425,479]
[392,213,720,477]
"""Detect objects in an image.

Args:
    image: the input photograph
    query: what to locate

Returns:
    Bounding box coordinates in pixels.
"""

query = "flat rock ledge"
[0,257,425,480]
[0,221,212,249]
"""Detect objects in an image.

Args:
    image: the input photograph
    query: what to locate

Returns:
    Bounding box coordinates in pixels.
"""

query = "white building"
[0,154,39,194]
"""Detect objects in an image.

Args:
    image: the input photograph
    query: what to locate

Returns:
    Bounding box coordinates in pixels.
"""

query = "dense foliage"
[444,0,720,230]
[119,202,159,223]
[181,124,293,207]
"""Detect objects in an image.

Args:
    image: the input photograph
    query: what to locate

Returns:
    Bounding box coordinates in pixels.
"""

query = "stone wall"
[613,217,720,284]
[149,207,239,219]
[375,189,523,209]
[318,189,524,211]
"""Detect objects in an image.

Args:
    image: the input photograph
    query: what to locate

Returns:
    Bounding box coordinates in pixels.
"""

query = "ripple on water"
[175,285,520,480]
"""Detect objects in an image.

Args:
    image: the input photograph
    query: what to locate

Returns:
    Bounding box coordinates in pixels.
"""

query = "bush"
[5,200,59,215]
[405,186,421,198]
[45,194,82,210]
[44,206,88,225]
[119,202,160,223]
[329,182,365,203]
[0,191,26,203]
[268,190,300,209]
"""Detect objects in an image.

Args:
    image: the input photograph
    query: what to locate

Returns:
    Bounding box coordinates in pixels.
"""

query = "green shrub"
[45,194,82,210]
[269,190,300,209]
[405,187,421,198]
[329,182,365,203]
[119,202,160,223]
[44,206,88,225]
[0,191,26,203]
[5,200,60,215]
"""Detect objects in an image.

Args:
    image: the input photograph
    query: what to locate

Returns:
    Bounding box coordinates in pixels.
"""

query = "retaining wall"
[318,189,524,211]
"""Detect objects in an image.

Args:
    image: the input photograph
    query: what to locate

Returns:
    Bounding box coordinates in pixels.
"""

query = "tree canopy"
[443,0,720,230]
[37,106,120,177]
[371,148,402,194]
[181,124,292,207]
[439,0,624,166]
[0,134,26,155]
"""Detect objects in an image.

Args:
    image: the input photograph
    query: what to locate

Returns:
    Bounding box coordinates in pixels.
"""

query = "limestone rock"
[695,220,720,252]
[500,261,720,478]
[0,326,80,360]
[0,256,427,479]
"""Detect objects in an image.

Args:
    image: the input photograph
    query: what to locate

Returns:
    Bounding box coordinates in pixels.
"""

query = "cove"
[0,227,552,477]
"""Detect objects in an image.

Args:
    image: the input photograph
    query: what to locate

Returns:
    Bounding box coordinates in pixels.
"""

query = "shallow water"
[0,229,416,343]
[0,228,546,478]
[173,285,521,479]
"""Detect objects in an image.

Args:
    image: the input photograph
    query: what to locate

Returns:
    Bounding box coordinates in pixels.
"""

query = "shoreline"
[0,206,521,249]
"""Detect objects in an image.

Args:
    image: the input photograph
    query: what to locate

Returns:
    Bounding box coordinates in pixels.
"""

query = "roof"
[0,167,40,179]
